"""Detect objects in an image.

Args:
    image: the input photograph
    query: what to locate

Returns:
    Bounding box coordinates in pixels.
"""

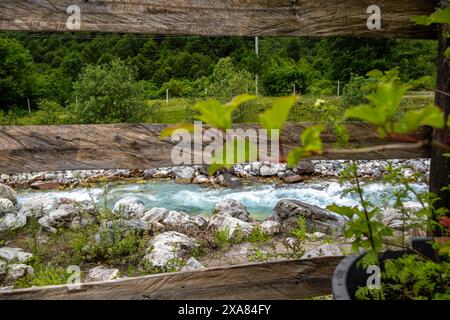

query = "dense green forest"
[0,32,437,124]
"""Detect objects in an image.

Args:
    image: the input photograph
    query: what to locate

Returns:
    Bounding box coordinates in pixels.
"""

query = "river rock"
[181,257,205,272]
[112,197,146,219]
[209,214,253,240]
[269,199,346,234]
[0,198,15,214]
[141,207,169,223]
[162,211,191,228]
[143,231,199,268]
[7,264,34,281]
[213,199,251,222]
[0,213,26,232]
[260,221,281,235]
[172,166,196,181]
[88,266,120,282]
[0,184,17,205]
[281,174,304,184]
[19,194,59,218]
[301,244,343,259]
[30,181,62,190]
[217,173,242,188]
[296,161,315,175]
[192,175,209,184]
[192,214,210,229]
[260,163,286,177]
[38,203,81,232]
[0,247,33,263]
[101,219,154,234]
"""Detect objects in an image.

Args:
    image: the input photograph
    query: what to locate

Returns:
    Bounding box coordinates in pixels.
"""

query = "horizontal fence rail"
[0,123,431,173]
[0,256,342,300]
[0,0,437,38]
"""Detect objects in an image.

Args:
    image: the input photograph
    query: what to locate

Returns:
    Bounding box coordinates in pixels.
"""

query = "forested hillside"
[0,32,436,124]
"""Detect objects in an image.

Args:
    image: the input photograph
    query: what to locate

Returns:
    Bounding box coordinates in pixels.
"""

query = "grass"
[0,94,433,126]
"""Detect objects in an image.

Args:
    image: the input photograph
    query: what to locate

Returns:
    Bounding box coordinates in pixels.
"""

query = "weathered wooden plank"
[0,0,437,39]
[0,123,431,173]
[0,256,341,300]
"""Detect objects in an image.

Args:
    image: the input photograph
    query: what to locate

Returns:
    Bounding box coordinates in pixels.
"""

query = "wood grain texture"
[0,123,431,173]
[0,256,341,300]
[0,0,437,38]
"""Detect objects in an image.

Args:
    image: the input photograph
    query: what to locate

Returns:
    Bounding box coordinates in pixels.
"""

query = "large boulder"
[38,203,82,232]
[143,231,199,268]
[0,213,26,232]
[213,199,251,222]
[0,199,15,214]
[19,194,58,218]
[162,211,191,228]
[217,173,242,188]
[112,197,146,219]
[0,247,33,263]
[269,199,346,234]
[301,243,343,259]
[7,264,34,281]
[209,214,254,240]
[0,184,17,205]
[260,221,281,235]
[141,207,169,222]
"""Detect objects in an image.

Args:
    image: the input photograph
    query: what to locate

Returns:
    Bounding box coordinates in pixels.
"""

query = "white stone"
[19,194,58,218]
[7,264,34,281]
[0,213,26,232]
[141,207,169,222]
[143,231,199,268]
[162,211,191,228]
[0,247,33,263]
[260,221,281,235]
[301,244,343,259]
[209,214,253,240]
[0,184,17,205]
[172,166,196,181]
[88,266,120,282]
[112,197,146,219]
[0,198,15,214]
[181,257,205,272]
[213,199,251,222]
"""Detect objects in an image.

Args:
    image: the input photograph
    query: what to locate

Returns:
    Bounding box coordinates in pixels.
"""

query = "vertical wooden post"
[430,15,450,236]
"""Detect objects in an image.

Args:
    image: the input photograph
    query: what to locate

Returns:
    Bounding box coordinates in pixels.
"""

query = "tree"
[0,37,34,110]
[73,59,146,123]
[207,57,253,100]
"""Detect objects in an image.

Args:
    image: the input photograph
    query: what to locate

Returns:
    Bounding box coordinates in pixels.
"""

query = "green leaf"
[260,96,297,131]
[287,125,324,166]
[394,105,445,134]
[194,99,234,130]
[301,125,324,153]
[160,123,195,139]
[227,94,257,108]
[413,7,450,26]
[327,204,357,219]
[345,104,387,126]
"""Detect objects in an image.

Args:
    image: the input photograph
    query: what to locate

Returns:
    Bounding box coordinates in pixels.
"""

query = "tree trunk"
[430,19,450,236]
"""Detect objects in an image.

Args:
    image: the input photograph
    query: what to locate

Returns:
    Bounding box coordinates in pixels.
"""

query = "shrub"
[73,59,146,123]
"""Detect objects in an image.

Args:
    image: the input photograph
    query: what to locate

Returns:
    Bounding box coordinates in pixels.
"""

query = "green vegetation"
[0,32,436,125]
